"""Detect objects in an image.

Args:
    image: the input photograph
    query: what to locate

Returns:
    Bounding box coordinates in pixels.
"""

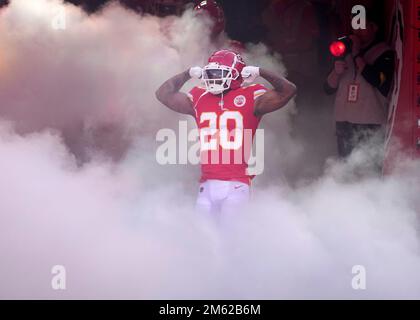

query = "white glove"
[189,66,203,80]
[241,66,260,83]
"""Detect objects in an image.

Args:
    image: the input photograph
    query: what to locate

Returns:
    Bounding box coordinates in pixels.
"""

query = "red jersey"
[188,84,267,185]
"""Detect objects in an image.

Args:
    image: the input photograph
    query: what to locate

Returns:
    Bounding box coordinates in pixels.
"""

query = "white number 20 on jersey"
[200,111,244,151]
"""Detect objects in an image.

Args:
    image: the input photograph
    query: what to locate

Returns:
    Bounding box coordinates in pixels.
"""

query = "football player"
[156,49,296,216]
[193,0,245,52]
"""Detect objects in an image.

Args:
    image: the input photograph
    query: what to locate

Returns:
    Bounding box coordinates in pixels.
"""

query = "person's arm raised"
[155,68,201,116]
[242,67,297,117]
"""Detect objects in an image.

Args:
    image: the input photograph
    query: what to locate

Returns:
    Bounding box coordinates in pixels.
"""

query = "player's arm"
[242,67,297,117]
[155,70,195,116]
[254,68,297,116]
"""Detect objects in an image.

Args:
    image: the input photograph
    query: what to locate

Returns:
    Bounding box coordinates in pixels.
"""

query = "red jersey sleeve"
[187,86,206,107]
[251,83,268,101]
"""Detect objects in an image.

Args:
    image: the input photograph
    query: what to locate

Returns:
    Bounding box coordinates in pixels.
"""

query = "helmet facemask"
[202,63,239,95]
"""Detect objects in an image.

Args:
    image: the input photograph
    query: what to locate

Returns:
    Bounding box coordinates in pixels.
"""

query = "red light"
[329,41,346,57]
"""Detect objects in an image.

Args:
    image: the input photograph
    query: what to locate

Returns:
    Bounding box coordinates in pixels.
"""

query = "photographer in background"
[324,12,395,172]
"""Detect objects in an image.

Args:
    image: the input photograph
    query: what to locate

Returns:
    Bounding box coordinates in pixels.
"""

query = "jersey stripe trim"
[254,89,267,99]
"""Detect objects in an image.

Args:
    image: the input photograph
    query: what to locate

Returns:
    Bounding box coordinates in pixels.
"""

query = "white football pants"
[195,179,250,220]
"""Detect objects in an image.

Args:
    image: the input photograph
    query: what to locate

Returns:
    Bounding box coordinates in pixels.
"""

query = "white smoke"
[0,0,419,299]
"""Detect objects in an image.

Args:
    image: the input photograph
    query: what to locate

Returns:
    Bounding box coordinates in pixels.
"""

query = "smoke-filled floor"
[0,0,420,299]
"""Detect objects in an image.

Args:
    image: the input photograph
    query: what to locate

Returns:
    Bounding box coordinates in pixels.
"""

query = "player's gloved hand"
[189,66,203,80]
[241,66,260,83]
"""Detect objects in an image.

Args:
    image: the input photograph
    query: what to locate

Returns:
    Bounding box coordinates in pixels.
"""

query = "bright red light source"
[329,41,346,57]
